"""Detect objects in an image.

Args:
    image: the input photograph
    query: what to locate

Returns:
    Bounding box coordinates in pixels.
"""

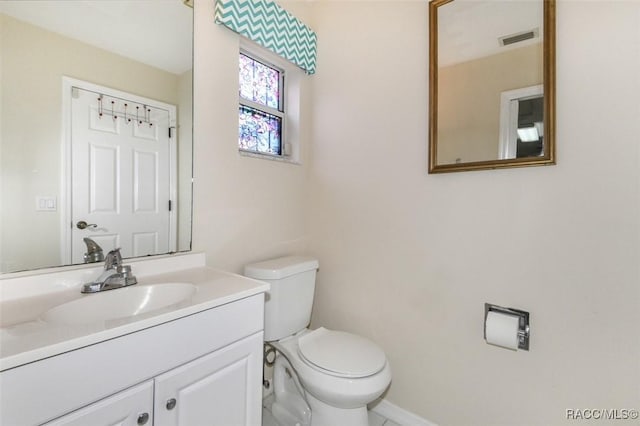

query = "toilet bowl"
[271,328,391,426]
[244,256,392,426]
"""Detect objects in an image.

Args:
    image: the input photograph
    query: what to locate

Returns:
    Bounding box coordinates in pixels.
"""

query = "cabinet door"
[154,332,263,426]
[43,380,153,426]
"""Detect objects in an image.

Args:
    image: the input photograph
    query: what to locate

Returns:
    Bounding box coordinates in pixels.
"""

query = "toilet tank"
[244,256,319,342]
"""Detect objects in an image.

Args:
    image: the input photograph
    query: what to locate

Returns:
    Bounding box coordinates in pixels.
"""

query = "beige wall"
[0,14,183,272]
[438,43,543,164]
[191,0,312,273]
[307,1,639,425]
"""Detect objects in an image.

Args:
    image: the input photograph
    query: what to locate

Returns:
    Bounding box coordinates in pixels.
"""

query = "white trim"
[238,149,301,165]
[60,79,73,265]
[60,77,178,264]
[168,121,178,252]
[498,84,543,160]
[369,398,437,426]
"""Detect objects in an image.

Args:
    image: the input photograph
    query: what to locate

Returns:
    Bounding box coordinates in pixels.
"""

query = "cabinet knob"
[166,398,177,410]
[137,412,149,425]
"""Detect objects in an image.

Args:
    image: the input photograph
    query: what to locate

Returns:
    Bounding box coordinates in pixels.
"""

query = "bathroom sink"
[41,283,197,325]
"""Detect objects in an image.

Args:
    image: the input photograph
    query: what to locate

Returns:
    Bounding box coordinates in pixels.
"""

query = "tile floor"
[262,395,401,426]
[367,410,401,426]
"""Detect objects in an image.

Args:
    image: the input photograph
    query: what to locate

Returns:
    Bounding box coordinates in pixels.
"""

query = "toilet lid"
[297,327,386,378]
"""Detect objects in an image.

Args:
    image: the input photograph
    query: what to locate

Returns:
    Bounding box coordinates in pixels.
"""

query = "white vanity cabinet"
[45,332,263,426]
[1,292,265,426]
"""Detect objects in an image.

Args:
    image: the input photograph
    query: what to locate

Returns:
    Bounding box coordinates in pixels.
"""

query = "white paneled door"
[70,85,173,263]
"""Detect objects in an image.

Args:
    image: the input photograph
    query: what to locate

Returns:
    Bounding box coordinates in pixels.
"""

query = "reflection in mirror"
[429,0,555,173]
[498,84,543,159]
[0,1,193,273]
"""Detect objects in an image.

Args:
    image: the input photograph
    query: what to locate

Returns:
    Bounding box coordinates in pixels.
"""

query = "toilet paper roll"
[485,311,520,350]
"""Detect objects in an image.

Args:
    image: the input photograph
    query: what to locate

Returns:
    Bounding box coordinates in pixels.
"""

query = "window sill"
[238,149,300,165]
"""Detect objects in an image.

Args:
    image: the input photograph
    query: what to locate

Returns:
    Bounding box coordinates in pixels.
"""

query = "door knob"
[76,220,97,230]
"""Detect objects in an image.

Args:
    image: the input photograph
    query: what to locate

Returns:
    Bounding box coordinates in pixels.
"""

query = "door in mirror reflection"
[70,84,174,264]
[498,84,543,160]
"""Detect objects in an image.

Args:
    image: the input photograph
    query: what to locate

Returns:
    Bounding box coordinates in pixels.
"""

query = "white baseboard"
[369,398,437,426]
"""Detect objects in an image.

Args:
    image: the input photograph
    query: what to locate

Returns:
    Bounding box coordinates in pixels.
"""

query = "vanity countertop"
[0,257,269,372]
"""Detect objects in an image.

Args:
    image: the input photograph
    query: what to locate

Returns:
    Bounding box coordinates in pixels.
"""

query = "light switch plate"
[36,196,57,212]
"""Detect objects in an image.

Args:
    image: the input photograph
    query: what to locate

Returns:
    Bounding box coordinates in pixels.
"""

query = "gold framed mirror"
[428,0,555,173]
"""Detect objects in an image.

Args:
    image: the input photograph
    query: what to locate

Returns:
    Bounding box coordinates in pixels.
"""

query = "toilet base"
[271,354,311,426]
[306,392,369,426]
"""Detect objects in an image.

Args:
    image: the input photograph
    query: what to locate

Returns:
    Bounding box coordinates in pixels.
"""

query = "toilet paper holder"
[484,303,530,351]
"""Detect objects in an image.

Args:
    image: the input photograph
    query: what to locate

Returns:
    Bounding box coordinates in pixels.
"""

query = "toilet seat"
[297,327,386,378]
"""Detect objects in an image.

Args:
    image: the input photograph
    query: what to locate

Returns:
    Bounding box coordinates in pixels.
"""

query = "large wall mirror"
[0,0,193,273]
[429,0,555,173]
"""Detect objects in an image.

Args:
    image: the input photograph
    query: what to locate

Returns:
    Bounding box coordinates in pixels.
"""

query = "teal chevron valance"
[214,0,317,75]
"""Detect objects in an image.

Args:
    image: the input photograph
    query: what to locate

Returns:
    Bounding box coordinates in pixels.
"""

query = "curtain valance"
[215,0,318,75]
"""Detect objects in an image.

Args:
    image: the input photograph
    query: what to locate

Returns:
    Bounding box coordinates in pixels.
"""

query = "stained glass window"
[239,105,282,155]
[238,51,285,156]
[239,54,282,111]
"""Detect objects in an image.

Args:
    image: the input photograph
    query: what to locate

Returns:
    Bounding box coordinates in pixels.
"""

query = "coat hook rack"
[95,95,154,126]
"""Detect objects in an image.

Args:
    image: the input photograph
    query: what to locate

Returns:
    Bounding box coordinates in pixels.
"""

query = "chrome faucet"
[81,248,138,293]
[83,237,104,264]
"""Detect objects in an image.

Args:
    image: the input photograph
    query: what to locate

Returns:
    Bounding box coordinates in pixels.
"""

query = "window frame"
[238,49,287,158]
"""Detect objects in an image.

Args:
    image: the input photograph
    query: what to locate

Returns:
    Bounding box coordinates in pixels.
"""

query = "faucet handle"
[117,264,137,285]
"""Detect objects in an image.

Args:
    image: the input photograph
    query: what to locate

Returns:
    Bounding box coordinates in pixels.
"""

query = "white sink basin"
[42,283,197,325]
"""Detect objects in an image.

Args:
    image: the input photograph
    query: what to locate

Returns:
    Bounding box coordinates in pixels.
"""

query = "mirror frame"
[428,0,556,173]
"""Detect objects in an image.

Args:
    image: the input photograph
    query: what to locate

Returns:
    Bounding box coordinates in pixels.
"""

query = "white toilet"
[244,256,392,426]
